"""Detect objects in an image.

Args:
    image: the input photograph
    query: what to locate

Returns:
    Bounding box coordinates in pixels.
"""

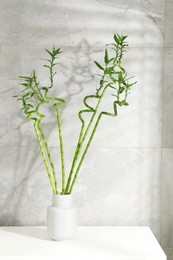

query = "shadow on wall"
[0,39,99,225]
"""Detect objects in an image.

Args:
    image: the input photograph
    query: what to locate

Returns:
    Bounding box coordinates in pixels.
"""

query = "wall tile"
[0,46,163,148]
[163,48,173,147]
[0,146,51,226]
[166,0,173,14]
[0,0,164,47]
[162,148,173,247]
[0,0,166,249]
[165,17,173,47]
[0,146,161,240]
[165,0,173,47]
[94,0,165,14]
[75,147,162,241]
[0,80,27,147]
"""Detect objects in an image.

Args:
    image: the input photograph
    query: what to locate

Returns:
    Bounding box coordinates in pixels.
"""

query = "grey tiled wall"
[162,0,173,259]
[0,0,172,258]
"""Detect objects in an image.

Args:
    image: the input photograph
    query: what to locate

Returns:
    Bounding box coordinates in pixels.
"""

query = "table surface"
[0,226,166,260]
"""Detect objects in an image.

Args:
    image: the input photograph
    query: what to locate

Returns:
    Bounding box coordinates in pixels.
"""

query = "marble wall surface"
[0,0,171,258]
[163,0,173,259]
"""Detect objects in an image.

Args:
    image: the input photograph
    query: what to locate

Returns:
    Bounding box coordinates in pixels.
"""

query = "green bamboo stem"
[43,88,66,194]
[34,121,56,194]
[55,107,66,194]
[49,56,54,88]
[64,110,91,194]
[69,113,103,193]
[64,132,83,194]
[37,121,59,194]
[65,86,109,193]
[64,113,96,193]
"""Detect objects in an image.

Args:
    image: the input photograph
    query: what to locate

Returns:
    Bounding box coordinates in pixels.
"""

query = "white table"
[0,226,166,260]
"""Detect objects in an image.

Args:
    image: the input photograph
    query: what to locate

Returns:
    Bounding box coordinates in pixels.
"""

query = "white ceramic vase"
[47,194,77,241]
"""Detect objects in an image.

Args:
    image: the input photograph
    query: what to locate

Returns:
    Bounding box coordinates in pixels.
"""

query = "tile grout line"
[0,45,167,49]
[0,146,171,148]
[160,0,167,249]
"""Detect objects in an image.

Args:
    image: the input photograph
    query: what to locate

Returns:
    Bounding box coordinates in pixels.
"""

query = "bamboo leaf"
[27,104,34,108]
[21,88,30,92]
[19,76,31,79]
[108,57,114,63]
[122,35,127,41]
[114,34,118,43]
[105,66,114,74]
[111,71,120,75]
[41,58,52,63]
[52,63,58,67]
[43,65,50,68]
[115,101,123,106]
[123,101,129,106]
[104,49,109,65]
[118,72,123,81]
[119,87,125,94]
[100,79,104,86]
[20,83,28,87]
[23,92,31,98]
[54,48,61,55]
[94,61,104,70]
[45,49,53,56]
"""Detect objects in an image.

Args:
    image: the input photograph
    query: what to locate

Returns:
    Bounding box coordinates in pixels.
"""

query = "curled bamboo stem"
[69,104,118,193]
[35,101,59,194]
[65,86,109,193]
[69,113,102,193]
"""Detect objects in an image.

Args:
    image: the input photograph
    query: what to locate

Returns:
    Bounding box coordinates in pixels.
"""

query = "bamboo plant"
[14,34,137,195]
